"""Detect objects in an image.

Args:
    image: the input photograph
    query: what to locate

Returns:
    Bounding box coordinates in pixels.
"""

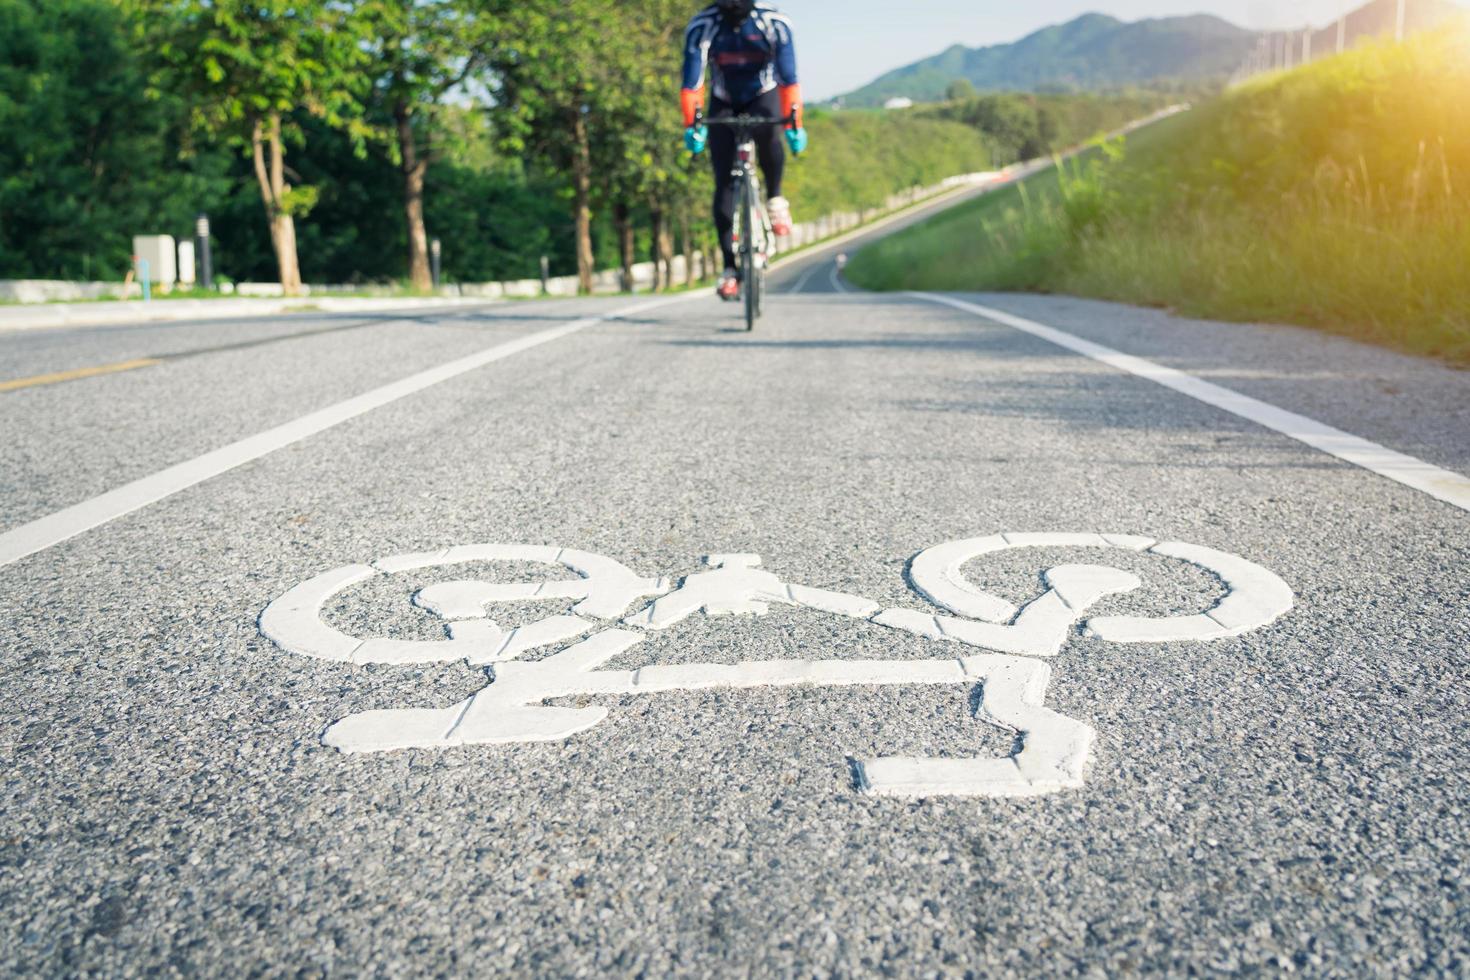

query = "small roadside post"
[196,214,213,291]
[138,258,151,303]
[430,238,442,291]
[540,255,550,295]
[178,240,196,288]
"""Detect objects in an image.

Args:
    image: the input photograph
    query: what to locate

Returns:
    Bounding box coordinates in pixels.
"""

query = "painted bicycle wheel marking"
[258,534,1292,797]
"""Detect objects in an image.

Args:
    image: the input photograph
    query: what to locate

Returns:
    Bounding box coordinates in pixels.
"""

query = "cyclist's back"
[682,1,797,109]
[681,0,806,300]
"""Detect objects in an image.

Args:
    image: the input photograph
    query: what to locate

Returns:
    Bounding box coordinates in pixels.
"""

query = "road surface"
[3,221,1468,975]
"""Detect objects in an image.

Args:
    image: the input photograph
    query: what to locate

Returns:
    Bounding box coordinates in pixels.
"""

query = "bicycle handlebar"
[695,110,798,129]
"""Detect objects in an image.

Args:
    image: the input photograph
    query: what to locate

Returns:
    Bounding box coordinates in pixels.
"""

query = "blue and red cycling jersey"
[681,2,801,126]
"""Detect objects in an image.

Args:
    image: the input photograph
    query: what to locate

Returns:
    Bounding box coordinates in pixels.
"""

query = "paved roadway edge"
[912,292,1470,515]
[0,294,700,568]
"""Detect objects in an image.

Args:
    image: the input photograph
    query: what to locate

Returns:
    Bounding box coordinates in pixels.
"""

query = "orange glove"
[779,84,803,129]
[681,87,704,128]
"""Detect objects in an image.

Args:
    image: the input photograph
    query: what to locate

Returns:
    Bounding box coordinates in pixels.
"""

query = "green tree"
[595,4,676,291]
[615,0,702,291]
[0,0,232,279]
[420,104,577,283]
[934,94,1045,164]
[142,0,369,295]
[490,0,666,293]
[355,0,500,291]
[945,78,978,101]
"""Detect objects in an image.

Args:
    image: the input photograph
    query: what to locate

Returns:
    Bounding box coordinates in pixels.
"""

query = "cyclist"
[681,0,807,301]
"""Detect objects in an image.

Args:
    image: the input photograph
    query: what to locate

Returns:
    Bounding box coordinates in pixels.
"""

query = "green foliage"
[202,112,577,284]
[424,165,573,282]
[784,110,988,219]
[143,0,368,150]
[0,0,1011,287]
[0,0,233,278]
[355,0,495,135]
[1055,136,1124,240]
[848,25,1470,364]
[944,79,977,102]
[921,90,1177,165]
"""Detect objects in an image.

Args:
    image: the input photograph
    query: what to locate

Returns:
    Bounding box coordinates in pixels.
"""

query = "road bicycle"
[699,110,795,331]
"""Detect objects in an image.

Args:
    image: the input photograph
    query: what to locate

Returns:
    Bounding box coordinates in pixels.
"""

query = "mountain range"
[835,0,1468,108]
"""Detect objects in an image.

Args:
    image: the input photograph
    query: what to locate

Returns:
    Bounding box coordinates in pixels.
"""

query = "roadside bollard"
[196,214,213,291]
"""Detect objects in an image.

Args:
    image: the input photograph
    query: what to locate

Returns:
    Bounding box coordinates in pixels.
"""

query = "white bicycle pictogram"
[259,533,1292,798]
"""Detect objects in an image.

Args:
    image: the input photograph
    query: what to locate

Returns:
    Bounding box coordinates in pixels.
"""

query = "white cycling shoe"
[716,268,741,302]
[767,196,793,237]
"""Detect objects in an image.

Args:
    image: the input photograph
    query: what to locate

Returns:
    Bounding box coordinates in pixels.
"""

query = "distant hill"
[835,0,1467,108]
[837,13,1255,107]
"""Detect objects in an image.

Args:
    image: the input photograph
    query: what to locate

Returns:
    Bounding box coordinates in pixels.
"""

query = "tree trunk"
[271,214,301,297]
[396,101,433,293]
[252,113,303,297]
[648,205,664,291]
[613,201,635,293]
[659,216,674,290]
[570,108,595,294]
[678,207,694,287]
[649,202,673,291]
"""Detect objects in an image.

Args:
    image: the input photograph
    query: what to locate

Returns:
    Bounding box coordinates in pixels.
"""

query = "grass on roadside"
[846,24,1470,365]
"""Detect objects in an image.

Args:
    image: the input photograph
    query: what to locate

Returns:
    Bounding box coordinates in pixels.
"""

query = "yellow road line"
[0,357,162,393]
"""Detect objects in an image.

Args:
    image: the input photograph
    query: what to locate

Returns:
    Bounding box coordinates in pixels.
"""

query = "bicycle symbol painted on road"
[259,533,1292,798]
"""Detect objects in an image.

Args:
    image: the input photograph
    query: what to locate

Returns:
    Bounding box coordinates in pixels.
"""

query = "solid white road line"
[915,293,1470,514]
[829,265,849,294]
[0,295,696,568]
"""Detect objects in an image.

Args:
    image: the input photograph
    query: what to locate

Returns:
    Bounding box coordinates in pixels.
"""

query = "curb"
[0,296,502,334]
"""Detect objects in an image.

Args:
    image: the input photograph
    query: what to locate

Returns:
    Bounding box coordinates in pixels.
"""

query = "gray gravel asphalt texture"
[2,220,1469,976]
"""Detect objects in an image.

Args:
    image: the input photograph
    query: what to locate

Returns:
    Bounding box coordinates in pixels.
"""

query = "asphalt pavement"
[2,222,1468,975]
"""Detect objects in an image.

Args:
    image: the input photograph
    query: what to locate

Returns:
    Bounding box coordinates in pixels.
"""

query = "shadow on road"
[661,330,1036,353]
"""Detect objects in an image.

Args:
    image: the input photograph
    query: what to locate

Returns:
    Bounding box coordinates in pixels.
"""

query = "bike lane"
[2,289,1466,974]
[0,297,643,532]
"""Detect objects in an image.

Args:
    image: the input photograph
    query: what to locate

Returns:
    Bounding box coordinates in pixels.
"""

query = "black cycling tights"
[708,90,785,271]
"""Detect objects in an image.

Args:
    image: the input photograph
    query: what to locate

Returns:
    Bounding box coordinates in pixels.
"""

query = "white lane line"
[789,262,822,295]
[914,293,1470,513]
[829,265,849,294]
[0,295,696,568]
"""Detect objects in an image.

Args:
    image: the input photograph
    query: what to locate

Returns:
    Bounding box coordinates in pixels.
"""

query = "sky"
[782,0,1465,99]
